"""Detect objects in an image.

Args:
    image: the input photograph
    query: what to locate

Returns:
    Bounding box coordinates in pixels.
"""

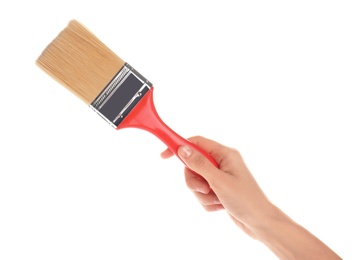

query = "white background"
[1,1,354,259]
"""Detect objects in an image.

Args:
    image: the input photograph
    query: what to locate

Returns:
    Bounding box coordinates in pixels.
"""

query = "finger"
[160,147,174,159]
[178,145,223,186]
[192,190,221,206]
[187,136,228,165]
[184,168,210,194]
[203,204,225,212]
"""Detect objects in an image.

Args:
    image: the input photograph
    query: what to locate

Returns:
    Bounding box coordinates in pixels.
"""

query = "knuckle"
[230,147,241,157]
[223,147,242,161]
[198,196,211,206]
[187,135,203,144]
[203,205,213,212]
[204,205,219,212]
[196,193,219,206]
[193,153,209,169]
[185,179,196,191]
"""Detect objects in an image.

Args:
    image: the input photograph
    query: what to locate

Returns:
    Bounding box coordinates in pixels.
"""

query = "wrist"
[247,202,287,239]
[251,203,292,241]
[249,204,298,259]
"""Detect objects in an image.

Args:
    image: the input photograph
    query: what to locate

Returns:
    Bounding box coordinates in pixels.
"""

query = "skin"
[161,136,341,260]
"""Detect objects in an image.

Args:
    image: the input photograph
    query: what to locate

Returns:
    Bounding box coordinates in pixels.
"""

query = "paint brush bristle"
[36,20,125,104]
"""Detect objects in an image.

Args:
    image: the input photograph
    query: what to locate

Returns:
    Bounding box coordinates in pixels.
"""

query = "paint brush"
[36,20,218,171]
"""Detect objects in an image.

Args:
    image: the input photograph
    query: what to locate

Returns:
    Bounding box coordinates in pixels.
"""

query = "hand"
[161,136,341,259]
[161,136,273,238]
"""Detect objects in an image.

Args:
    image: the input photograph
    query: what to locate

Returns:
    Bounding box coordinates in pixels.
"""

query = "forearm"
[253,205,341,260]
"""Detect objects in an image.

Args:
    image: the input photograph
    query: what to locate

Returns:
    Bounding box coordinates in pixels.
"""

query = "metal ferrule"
[90,63,152,128]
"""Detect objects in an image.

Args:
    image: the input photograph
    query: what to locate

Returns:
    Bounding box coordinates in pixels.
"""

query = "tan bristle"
[36,20,125,105]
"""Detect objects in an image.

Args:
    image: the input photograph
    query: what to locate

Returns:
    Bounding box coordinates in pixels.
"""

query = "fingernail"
[179,145,192,158]
[195,186,209,194]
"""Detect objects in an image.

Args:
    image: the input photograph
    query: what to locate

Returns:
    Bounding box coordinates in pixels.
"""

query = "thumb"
[178,145,220,184]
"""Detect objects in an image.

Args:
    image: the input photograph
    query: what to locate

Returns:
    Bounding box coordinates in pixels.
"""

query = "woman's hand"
[161,136,273,238]
[161,136,341,259]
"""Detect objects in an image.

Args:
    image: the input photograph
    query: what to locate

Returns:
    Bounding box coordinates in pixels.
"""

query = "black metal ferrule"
[90,63,152,128]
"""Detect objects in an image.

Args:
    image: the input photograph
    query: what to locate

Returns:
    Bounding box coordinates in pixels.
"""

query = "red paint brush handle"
[117,87,218,169]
